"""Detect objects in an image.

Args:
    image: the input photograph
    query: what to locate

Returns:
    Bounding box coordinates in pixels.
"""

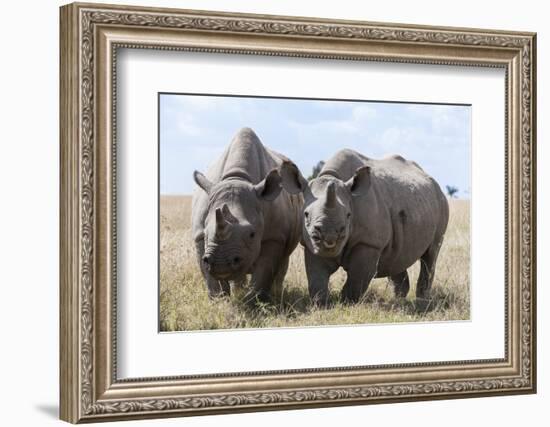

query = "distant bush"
[446,185,459,198]
[307,161,325,181]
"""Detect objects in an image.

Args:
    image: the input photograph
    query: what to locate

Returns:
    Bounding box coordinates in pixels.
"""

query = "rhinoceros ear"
[193,170,213,194]
[255,169,282,202]
[345,166,371,196]
[280,161,307,195]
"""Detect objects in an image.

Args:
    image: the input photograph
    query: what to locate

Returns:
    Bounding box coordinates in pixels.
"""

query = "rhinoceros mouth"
[323,241,337,249]
[213,271,232,279]
[311,242,341,257]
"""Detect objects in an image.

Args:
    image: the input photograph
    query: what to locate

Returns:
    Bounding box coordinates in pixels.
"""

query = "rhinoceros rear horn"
[221,204,238,224]
[325,182,337,208]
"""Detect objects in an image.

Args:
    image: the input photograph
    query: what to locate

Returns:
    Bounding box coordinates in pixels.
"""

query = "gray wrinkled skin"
[191,128,303,302]
[281,148,449,306]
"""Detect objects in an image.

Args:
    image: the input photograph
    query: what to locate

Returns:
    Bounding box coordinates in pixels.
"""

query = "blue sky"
[160,94,470,198]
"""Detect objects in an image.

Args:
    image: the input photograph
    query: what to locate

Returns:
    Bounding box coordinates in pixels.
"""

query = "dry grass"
[159,196,470,331]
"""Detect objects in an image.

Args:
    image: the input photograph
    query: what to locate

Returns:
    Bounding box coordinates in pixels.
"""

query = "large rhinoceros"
[280,148,449,305]
[191,128,303,302]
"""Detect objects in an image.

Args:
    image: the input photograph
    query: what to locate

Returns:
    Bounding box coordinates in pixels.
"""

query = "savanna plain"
[160,196,470,331]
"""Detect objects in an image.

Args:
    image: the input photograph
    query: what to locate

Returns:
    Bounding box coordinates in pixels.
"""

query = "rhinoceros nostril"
[202,255,211,265]
[314,226,322,233]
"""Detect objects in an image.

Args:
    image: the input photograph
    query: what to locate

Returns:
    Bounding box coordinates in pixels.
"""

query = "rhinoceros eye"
[249,231,255,239]
[304,211,309,218]
[346,212,351,219]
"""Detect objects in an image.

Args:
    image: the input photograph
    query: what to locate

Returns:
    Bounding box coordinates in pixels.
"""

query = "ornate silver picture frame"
[60,2,536,423]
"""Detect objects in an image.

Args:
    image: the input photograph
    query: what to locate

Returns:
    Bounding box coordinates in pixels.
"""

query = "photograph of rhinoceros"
[159,94,471,331]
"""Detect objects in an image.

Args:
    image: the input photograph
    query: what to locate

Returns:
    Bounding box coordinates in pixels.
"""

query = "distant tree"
[307,161,325,181]
[446,185,459,198]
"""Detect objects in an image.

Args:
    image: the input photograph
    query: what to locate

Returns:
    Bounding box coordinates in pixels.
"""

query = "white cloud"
[378,126,429,154]
[160,95,470,196]
[406,104,468,136]
[288,104,376,135]
[351,104,377,121]
[288,118,355,134]
[174,112,202,137]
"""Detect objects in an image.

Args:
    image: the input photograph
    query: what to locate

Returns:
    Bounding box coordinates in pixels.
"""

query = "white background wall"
[0,0,545,425]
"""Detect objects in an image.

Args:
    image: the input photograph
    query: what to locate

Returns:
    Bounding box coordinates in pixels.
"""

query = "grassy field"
[159,196,470,331]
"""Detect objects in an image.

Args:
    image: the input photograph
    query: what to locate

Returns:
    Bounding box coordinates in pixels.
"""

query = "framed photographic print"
[59,2,537,423]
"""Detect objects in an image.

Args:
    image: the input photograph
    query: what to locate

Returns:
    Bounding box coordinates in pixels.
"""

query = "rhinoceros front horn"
[215,207,230,239]
[325,182,336,209]
[215,204,237,239]
[221,204,238,224]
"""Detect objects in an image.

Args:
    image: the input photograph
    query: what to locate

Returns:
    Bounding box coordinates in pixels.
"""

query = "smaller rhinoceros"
[191,128,303,302]
[280,149,449,306]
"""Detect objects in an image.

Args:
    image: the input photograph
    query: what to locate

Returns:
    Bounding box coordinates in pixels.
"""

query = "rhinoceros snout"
[311,228,338,247]
[203,253,244,279]
[307,224,346,257]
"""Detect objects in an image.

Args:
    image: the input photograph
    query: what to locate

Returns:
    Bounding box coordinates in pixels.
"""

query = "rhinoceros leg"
[342,244,381,303]
[305,248,338,307]
[416,239,443,300]
[388,271,410,298]
[246,240,286,303]
[271,256,289,301]
[195,239,230,298]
